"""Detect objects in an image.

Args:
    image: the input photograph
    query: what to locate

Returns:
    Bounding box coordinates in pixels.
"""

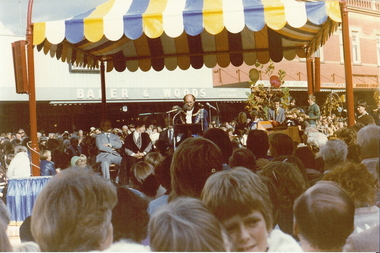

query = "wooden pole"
[314,57,321,92]
[26,0,40,176]
[306,58,314,95]
[340,0,355,126]
[100,61,107,121]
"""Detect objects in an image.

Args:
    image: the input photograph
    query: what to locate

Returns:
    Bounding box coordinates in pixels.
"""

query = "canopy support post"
[340,0,355,126]
[27,0,40,176]
[306,58,314,95]
[100,61,107,121]
[314,57,321,92]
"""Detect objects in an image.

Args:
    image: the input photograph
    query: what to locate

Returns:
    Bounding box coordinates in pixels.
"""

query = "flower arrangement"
[321,92,343,117]
[245,61,289,120]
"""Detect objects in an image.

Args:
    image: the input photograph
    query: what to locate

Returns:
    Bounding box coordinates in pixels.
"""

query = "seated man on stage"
[124,121,153,183]
[96,120,123,182]
[268,97,285,126]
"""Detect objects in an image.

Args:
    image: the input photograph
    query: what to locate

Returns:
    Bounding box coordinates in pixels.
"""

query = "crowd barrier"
[6,176,52,225]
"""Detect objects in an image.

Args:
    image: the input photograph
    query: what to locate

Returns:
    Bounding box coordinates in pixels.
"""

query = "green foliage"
[245,61,289,120]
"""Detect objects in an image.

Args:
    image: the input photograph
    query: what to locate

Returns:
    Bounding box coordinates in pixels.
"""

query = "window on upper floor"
[351,31,361,64]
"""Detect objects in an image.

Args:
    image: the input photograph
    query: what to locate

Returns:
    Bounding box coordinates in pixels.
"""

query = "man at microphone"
[178,94,208,134]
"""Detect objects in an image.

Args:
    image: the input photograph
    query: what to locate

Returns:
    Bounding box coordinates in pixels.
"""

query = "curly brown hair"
[322,162,376,207]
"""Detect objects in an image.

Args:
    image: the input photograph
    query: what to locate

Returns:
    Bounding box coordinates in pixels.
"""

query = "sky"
[0,0,106,36]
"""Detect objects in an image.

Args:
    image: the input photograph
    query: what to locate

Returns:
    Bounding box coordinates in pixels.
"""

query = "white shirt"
[186,108,194,124]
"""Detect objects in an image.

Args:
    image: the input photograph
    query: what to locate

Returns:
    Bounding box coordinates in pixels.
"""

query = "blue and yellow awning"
[33,0,341,72]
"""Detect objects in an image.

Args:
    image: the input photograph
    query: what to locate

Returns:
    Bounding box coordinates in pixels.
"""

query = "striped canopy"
[33,0,342,72]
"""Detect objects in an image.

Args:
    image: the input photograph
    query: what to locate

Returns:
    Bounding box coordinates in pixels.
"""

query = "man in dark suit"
[124,121,152,182]
[96,120,123,181]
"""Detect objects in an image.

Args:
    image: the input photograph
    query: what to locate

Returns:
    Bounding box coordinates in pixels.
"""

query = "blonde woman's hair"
[149,197,230,252]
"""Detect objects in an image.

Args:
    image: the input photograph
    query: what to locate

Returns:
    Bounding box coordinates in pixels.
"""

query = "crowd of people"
[0,93,379,252]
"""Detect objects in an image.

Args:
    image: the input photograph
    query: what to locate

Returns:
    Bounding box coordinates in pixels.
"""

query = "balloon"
[249,68,260,83]
[270,75,281,88]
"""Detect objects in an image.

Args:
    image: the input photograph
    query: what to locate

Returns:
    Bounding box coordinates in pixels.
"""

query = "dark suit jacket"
[159,128,174,146]
[124,131,152,155]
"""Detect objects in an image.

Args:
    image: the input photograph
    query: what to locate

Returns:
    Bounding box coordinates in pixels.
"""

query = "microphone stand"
[172,110,182,150]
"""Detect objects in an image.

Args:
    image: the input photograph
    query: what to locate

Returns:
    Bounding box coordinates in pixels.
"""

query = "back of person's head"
[39,150,51,161]
[112,187,149,243]
[155,154,173,192]
[357,124,380,159]
[131,161,154,184]
[130,161,158,197]
[246,130,269,159]
[13,241,40,252]
[20,216,35,242]
[202,167,273,231]
[31,167,117,252]
[0,200,12,252]
[271,155,309,186]
[305,130,328,153]
[322,162,376,208]
[269,133,293,158]
[170,137,223,201]
[204,128,233,164]
[319,139,348,168]
[349,122,365,133]
[294,146,316,170]
[154,139,171,156]
[293,181,355,251]
[14,145,28,154]
[335,127,357,146]
[149,197,230,252]
[228,148,257,172]
[144,152,164,169]
[259,161,307,212]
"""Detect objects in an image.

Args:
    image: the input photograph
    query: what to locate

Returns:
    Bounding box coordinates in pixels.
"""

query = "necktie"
[136,134,142,148]
[106,133,110,142]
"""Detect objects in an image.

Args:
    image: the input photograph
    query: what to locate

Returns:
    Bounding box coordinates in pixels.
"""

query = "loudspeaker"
[12,40,28,94]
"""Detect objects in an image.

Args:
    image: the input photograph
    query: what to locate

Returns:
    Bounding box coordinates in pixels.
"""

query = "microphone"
[166,105,181,114]
[206,102,218,111]
[198,103,204,108]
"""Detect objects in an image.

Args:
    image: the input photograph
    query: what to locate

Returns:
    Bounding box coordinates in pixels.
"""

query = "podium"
[174,123,203,147]
[175,123,202,135]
